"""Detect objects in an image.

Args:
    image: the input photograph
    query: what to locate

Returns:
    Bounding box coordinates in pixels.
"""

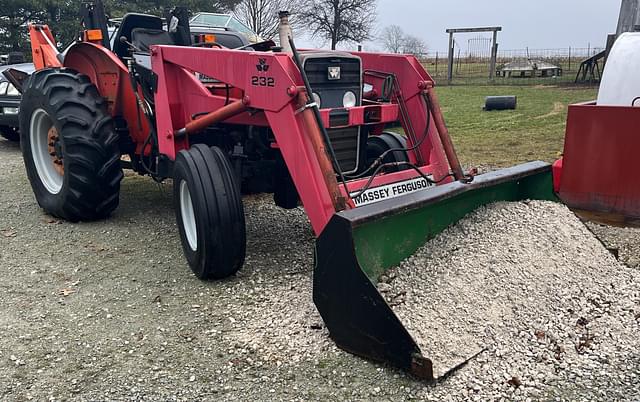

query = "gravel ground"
[1,137,640,401]
[585,222,640,269]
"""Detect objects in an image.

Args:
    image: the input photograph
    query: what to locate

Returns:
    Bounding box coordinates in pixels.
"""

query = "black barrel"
[484,96,517,111]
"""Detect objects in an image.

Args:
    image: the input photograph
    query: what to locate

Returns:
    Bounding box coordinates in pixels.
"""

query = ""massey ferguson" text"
[351,177,432,207]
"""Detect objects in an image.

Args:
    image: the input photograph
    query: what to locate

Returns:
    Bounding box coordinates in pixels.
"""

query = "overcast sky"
[302,0,622,52]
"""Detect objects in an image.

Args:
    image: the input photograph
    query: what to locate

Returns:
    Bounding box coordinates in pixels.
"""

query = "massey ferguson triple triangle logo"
[256,58,270,72]
[252,58,275,87]
[328,66,341,80]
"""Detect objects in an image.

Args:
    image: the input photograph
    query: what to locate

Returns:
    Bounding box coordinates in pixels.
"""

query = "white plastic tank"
[597,32,640,106]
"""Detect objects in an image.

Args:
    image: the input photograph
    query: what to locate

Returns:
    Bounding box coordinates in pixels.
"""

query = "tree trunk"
[331,0,339,49]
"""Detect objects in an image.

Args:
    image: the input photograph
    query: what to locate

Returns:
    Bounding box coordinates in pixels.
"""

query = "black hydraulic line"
[288,37,351,196]
[139,131,155,175]
[347,91,432,180]
[364,70,420,148]
[349,161,453,200]
[124,59,159,177]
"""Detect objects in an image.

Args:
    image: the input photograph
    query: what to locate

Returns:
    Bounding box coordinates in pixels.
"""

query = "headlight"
[343,91,357,108]
[6,84,19,96]
[3,107,19,114]
[312,92,322,108]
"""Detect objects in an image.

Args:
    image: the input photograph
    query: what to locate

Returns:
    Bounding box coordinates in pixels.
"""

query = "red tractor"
[8,3,568,380]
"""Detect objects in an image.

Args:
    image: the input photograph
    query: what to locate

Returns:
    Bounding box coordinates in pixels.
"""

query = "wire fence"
[418,46,605,85]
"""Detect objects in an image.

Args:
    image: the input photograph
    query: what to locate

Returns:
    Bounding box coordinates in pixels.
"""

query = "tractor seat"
[112,13,163,60]
[131,28,175,53]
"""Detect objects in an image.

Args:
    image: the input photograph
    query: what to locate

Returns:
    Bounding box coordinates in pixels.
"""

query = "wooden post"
[604,34,617,67]
[447,31,454,84]
[446,27,502,84]
[489,29,498,80]
[568,46,571,72]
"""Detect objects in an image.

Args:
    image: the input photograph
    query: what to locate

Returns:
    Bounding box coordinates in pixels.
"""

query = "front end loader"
[11,2,560,381]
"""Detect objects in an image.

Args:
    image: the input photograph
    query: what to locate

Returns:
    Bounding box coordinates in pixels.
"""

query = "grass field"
[433,85,598,168]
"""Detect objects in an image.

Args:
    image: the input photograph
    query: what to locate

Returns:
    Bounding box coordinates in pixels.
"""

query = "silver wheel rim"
[30,108,63,194]
[179,180,197,251]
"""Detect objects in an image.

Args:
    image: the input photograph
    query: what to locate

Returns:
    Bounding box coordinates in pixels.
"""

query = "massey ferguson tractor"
[6,1,638,381]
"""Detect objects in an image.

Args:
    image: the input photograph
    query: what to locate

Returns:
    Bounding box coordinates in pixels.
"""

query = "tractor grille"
[327,127,360,173]
[302,53,362,174]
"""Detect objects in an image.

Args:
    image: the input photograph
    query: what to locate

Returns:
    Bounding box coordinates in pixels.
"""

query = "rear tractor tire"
[19,68,123,221]
[174,144,246,280]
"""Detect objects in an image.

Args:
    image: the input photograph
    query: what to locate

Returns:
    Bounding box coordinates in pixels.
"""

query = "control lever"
[119,36,142,53]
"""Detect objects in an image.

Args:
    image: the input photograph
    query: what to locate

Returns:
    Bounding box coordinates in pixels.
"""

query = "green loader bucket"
[313,161,557,381]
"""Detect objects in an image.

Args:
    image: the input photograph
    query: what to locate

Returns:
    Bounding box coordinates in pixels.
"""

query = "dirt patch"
[534,101,565,119]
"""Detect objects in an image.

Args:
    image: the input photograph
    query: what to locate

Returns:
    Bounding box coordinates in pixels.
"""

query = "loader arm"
[28,24,63,70]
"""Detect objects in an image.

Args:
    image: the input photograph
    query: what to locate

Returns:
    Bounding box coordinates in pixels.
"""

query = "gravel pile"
[380,200,640,400]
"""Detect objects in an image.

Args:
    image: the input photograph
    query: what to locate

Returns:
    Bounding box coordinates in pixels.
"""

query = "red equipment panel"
[559,103,640,220]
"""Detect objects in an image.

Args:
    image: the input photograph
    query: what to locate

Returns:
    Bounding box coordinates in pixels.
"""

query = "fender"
[64,42,151,145]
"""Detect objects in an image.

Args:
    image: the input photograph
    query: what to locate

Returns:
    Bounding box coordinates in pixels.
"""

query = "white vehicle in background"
[189,13,263,43]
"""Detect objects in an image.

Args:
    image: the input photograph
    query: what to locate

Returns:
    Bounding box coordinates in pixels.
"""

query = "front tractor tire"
[19,68,123,221]
[174,144,246,280]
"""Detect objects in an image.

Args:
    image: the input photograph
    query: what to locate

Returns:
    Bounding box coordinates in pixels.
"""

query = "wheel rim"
[30,108,63,194]
[179,180,197,251]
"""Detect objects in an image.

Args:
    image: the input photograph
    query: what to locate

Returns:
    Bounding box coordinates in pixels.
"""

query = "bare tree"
[233,0,296,39]
[402,34,427,56]
[380,24,404,53]
[380,25,427,56]
[298,0,377,50]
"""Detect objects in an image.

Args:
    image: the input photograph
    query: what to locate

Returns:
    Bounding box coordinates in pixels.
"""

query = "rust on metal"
[47,126,64,176]
[572,208,640,228]
[176,99,248,137]
[410,354,435,381]
[425,87,465,181]
[297,92,346,212]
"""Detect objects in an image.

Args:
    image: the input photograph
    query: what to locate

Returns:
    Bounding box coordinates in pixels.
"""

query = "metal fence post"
[447,32,454,84]
[489,30,498,80]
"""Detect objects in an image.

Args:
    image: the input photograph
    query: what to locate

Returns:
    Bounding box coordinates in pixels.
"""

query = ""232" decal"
[251,76,275,87]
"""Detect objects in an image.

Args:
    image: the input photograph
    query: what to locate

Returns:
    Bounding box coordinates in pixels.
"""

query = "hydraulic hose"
[287,37,351,200]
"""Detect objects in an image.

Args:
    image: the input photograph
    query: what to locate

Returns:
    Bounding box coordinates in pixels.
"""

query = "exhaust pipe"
[278,11,293,52]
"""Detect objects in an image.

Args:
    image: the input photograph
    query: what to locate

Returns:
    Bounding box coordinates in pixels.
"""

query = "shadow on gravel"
[0,138,21,153]
[112,175,174,221]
